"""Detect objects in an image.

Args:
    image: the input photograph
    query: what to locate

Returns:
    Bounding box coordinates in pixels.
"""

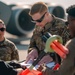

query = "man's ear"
[46,12,49,16]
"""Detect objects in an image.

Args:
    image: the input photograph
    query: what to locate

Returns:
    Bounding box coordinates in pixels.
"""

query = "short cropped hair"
[66,5,75,17]
[0,19,5,25]
[29,2,48,16]
[0,19,6,28]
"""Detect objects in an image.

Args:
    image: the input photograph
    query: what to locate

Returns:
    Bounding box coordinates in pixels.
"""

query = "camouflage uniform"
[0,38,19,61]
[28,15,70,54]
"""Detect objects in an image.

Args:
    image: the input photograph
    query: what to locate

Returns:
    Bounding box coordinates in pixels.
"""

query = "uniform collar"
[42,15,56,32]
[0,38,7,46]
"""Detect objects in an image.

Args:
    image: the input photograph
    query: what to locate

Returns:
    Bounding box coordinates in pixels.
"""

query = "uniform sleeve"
[42,38,75,75]
[0,60,17,75]
[58,18,70,44]
[28,28,40,54]
[11,44,19,61]
[28,36,37,53]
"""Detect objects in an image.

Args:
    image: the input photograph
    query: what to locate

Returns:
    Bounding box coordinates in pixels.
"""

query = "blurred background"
[0,0,74,61]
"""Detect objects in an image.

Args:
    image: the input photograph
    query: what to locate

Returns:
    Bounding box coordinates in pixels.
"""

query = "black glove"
[8,61,22,69]
[8,61,27,70]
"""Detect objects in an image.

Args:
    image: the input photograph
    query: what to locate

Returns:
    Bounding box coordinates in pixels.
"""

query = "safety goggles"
[31,12,47,23]
[0,28,6,32]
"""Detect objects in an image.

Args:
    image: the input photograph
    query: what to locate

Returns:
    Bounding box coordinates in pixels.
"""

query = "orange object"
[20,68,42,75]
[20,68,30,75]
[27,70,42,75]
[50,43,66,58]
[53,40,69,54]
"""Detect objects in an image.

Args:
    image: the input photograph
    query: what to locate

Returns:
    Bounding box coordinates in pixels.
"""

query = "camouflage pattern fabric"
[28,15,70,53]
[0,38,19,61]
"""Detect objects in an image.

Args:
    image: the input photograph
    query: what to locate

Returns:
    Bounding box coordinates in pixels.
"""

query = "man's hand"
[37,64,52,75]
[38,54,53,65]
[25,49,38,63]
[37,64,45,71]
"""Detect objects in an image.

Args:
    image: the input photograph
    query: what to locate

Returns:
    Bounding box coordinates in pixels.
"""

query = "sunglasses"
[0,28,6,32]
[31,12,47,23]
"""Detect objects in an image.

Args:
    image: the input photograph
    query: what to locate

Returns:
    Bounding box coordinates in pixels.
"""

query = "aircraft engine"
[48,4,65,19]
[6,5,35,36]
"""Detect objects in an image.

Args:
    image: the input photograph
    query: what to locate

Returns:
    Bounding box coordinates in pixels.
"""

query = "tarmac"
[5,31,32,61]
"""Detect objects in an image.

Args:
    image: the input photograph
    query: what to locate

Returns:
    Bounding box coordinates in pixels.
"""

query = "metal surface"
[6,5,35,36]
[0,1,11,25]
[48,5,65,19]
